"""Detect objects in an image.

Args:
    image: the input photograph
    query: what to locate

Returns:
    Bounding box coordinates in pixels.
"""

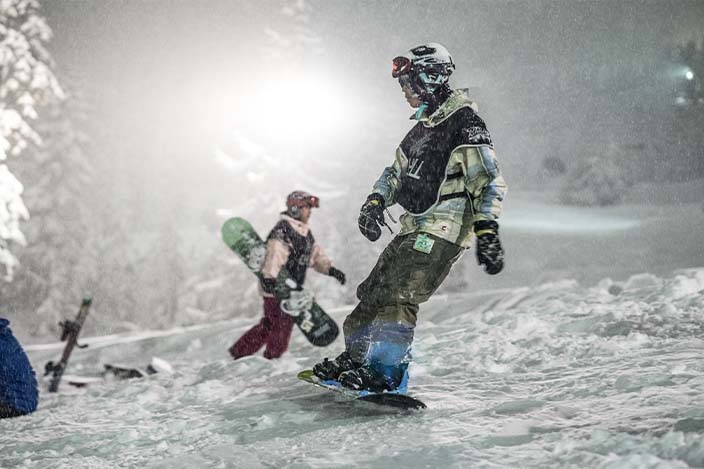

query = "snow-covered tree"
[136,180,188,328]
[76,141,144,332]
[559,144,634,207]
[0,0,62,280]
[0,77,94,334]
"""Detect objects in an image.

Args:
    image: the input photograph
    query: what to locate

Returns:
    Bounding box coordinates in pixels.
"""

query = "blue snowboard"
[297,370,426,410]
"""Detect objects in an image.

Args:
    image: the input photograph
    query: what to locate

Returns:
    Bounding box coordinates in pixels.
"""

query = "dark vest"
[396,105,492,215]
[267,219,315,286]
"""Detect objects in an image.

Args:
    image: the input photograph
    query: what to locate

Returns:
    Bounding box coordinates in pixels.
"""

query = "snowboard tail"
[221,217,339,347]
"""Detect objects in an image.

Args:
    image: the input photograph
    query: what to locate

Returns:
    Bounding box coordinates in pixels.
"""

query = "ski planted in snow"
[45,297,92,392]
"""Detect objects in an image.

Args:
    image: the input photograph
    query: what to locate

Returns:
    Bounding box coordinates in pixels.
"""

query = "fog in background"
[4,0,704,340]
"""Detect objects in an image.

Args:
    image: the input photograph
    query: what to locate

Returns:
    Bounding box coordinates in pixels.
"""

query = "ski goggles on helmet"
[287,191,320,209]
[304,195,320,208]
[392,56,413,78]
[394,56,427,95]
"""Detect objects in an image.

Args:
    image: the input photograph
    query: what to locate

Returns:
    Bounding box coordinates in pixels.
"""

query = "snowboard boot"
[312,351,358,381]
[338,365,391,393]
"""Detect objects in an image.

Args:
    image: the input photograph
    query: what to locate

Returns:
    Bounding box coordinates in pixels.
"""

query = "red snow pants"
[229,298,296,360]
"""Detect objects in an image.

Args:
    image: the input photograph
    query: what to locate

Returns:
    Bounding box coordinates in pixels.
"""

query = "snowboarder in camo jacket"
[229,191,346,360]
[313,43,508,392]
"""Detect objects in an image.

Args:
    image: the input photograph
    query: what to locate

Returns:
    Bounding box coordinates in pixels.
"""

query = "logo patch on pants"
[413,233,435,254]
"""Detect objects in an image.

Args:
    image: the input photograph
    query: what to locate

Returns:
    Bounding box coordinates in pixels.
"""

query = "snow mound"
[3,268,704,468]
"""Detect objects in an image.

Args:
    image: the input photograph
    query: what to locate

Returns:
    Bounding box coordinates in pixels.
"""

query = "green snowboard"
[221,217,339,347]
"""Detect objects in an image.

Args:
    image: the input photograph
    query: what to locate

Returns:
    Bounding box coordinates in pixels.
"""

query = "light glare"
[233,71,350,148]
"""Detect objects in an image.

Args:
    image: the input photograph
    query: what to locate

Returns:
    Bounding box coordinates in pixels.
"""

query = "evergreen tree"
[80,139,141,332]
[138,174,188,329]
[1,77,95,334]
[559,144,633,207]
[0,0,62,280]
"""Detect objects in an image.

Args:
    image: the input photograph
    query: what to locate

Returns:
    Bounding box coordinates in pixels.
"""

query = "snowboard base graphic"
[297,370,426,410]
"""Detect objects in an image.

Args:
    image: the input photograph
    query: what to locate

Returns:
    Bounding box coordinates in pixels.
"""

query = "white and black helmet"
[392,43,455,98]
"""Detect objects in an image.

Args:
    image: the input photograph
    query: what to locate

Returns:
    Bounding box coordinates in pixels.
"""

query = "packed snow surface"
[4,269,704,468]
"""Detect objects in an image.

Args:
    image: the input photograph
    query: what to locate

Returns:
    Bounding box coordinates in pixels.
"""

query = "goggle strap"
[418,72,444,85]
[414,103,428,120]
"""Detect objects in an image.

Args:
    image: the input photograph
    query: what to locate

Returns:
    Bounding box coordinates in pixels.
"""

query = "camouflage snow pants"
[344,232,464,383]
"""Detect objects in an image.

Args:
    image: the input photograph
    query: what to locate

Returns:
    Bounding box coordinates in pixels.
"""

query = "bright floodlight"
[685,70,694,80]
[233,69,352,150]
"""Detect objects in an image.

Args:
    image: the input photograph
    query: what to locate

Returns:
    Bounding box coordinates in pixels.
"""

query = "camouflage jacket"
[372,89,507,248]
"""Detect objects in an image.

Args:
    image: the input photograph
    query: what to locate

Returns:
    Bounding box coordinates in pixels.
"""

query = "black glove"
[260,277,278,295]
[474,220,504,275]
[358,193,385,242]
[329,266,346,285]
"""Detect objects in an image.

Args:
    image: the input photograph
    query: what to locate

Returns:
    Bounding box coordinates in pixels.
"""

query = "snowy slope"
[3,269,704,468]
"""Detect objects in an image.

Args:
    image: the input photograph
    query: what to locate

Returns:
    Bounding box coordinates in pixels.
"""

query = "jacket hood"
[415,88,479,127]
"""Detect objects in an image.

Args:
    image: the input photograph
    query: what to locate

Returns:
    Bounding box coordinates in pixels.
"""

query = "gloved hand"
[262,276,298,300]
[329,266,346,285]
[260,277,277,295]
[358,193,386,242]
[474,220,504,275]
